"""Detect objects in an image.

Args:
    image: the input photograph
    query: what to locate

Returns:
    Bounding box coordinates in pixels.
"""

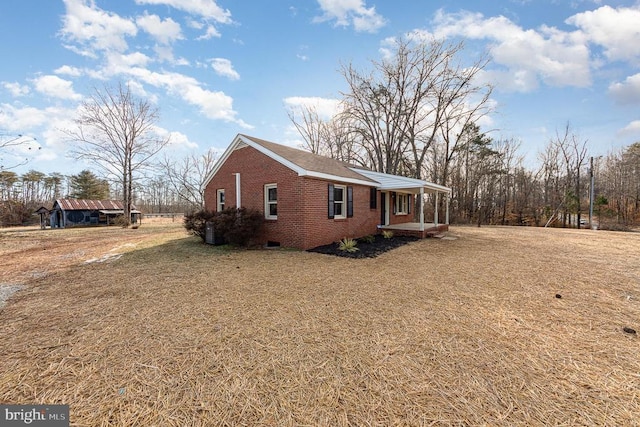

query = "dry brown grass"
[1,224,639,426]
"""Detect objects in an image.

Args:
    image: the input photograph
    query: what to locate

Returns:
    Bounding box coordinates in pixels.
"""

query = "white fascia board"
[350,168,452,194]
[303,170,379,187]
[383,182,451,194]
[421,182,452,193]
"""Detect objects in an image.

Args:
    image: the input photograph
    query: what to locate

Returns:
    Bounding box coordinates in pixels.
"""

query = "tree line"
[0,162,212,226]
[1,38,638,229]
[288,38,639,230]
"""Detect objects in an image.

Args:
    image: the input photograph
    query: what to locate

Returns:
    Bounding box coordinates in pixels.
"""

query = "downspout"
[234,173,241,208]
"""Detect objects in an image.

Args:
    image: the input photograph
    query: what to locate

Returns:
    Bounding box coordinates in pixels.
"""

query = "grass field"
[1,223,639,426]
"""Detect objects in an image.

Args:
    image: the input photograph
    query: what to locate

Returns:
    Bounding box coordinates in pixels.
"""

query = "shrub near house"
[184,208,263,247]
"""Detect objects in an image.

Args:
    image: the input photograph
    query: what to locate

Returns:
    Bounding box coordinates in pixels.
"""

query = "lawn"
[1,223,639,425]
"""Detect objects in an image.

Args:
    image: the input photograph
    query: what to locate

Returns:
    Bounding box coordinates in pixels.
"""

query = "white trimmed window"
[396,193,408,215]
[334,185,346,219]
[264,184,277,220]
[216,189,225,212]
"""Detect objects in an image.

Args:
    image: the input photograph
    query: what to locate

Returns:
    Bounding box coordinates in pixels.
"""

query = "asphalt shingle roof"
[241,135,377,184]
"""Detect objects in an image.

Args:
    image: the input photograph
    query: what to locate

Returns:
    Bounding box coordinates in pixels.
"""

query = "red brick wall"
[299,178,379,250]
[204,145,380,250]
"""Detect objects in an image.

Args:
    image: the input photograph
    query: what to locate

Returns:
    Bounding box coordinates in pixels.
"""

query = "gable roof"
[53,199,139,211]
[204,134,377,187]
[203,134,451,194]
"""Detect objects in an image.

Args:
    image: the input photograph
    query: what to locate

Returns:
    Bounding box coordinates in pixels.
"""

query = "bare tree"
[554,123,589,227]
[287,104,362,165]
[338,38,493,179]
[159,149,219,211]
[537,124,589,227]
[0,133,40,170]
[65,83,170,226]
[287,106,325,155]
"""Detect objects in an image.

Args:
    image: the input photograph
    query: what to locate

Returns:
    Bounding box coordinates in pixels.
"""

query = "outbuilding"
[49,199,140,228]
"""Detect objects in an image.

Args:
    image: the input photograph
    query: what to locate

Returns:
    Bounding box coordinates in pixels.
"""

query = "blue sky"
[1,0,639,175]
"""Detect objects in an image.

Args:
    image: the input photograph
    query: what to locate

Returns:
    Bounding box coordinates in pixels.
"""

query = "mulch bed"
[307,234,419,258]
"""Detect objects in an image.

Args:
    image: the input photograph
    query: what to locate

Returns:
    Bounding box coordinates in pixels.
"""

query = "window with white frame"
[264,184,277,219]
[216,189,225,212]
[396,193,408,214]
[333,185,346,219]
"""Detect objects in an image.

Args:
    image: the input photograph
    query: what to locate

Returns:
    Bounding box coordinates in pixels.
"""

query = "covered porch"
[379,222,449,238]
[353,168,452,239]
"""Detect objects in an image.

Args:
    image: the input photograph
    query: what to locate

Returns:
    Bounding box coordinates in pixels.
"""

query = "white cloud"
[60,0,137,55]
[187,19,204,30]
[89,52,152,79]
[125,79,158,103]
[609,73,640,105]
[134,0,231,39]
[153,126,198,149]
[417,9,591,91]
[196,25,221,40]
[134,0,232,23]
[32,75,82,101]
[0,104,49,131]
[126,67,251,127]
[210,58,240,80]
[136,13,183,45]
[314,0,386,33]
[54,65,84,77]
[567,5,640,62]
[618,120,640,136]
[283,96,341,119]
[3,82,30,97]
[477,69,538,93]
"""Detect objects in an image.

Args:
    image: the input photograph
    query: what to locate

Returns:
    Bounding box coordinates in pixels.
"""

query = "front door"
[380,192,389,226]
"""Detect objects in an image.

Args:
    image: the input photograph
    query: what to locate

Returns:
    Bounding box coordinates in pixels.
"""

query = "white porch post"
[234,173,241,208]
[419,187,425,231]
[446,193,450,225]
[434,192,439,226]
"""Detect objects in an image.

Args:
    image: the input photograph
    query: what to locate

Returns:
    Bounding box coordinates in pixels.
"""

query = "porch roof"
[350,168,451,194]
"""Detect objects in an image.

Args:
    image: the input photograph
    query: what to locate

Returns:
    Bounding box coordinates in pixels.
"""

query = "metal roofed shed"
[49,199,141,228]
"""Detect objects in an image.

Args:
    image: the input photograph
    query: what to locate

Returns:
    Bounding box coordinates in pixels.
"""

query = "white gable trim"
[202,134,245,188]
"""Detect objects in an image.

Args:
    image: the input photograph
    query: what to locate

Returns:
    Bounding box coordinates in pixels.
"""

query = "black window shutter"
[347,186,353,218]
[369,187,377,209]
[328,183,334,219]
[408,194,411,214]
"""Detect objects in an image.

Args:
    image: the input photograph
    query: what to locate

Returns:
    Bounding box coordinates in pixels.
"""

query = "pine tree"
[70,170,110,199]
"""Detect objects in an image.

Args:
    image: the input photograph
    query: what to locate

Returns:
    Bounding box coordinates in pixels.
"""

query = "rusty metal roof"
[54,199,138,211]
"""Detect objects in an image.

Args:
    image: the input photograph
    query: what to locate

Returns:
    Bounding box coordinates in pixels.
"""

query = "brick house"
[203,134,451,250]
